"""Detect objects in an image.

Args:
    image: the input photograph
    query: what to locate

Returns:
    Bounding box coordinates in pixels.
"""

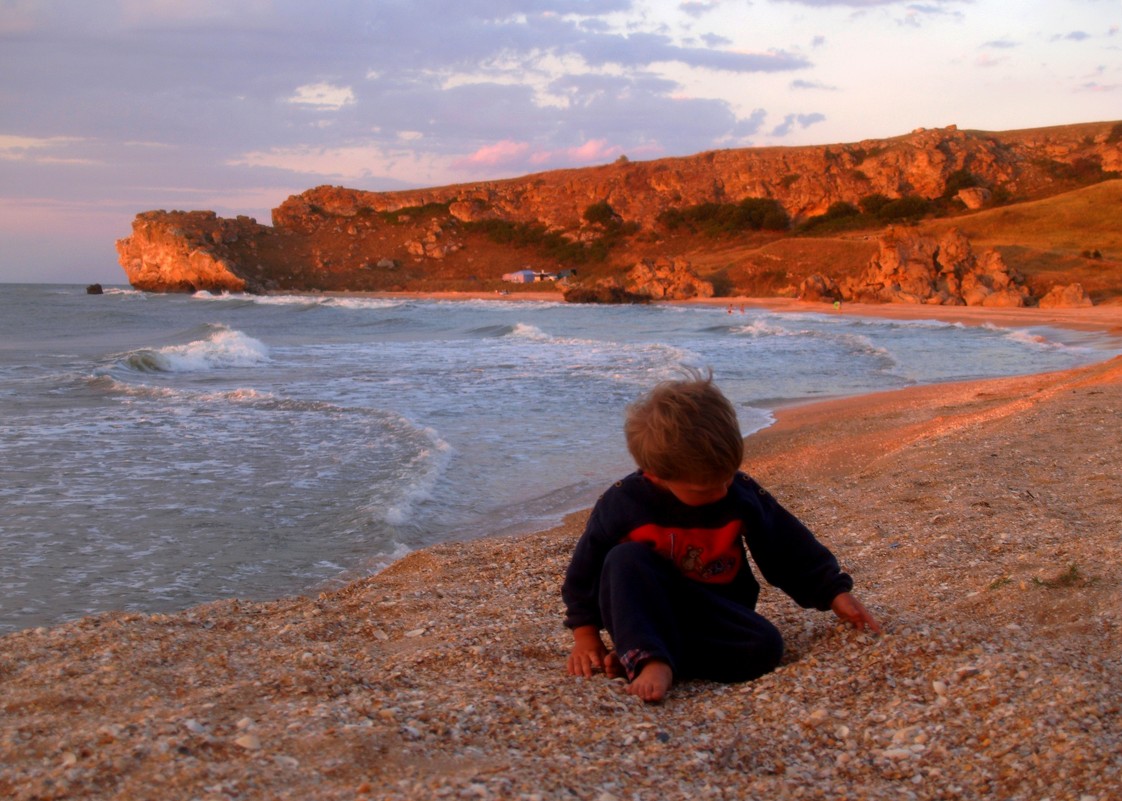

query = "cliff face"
[116,211,269,293]
[116,121,1122,295]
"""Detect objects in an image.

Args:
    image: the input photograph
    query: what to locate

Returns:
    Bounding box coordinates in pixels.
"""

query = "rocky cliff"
[117,120,1122,297]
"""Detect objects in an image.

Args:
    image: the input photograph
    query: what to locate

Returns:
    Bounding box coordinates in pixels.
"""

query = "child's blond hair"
[624,368,743,483]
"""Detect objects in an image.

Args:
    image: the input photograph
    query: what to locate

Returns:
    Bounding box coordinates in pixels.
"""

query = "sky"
[1,0,1119,284]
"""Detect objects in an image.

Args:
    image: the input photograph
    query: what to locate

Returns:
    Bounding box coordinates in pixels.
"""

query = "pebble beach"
[2,301,1120,801]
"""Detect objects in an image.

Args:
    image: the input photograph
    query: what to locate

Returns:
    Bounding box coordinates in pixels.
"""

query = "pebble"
[234,734,261,751]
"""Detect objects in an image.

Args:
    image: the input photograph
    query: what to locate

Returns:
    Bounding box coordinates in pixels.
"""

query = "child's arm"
[830,591,882,634]
[567,625,609,677]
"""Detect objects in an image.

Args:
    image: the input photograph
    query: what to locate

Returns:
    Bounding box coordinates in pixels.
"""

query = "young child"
[562,369,880,702]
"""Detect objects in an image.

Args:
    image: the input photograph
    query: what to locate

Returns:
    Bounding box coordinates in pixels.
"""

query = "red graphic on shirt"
[624,521,743,584]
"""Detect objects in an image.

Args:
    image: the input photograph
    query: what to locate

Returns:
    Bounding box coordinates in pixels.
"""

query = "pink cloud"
[453,137,651,176]
[529,139,623,167]
[454,139,531,168]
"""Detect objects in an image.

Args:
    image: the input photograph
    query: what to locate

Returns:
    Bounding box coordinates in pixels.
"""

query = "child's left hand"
[831,591,882,634]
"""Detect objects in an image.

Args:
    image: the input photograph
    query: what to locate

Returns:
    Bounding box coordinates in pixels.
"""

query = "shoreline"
[3,302,1122,798]
[323,287,1122,341]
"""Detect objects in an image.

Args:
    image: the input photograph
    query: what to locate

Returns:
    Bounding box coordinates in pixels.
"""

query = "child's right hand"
[567,626,609,677]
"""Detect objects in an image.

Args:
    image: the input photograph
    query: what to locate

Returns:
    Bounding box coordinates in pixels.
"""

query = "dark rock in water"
[562,285,650,304]
[86,283,104,295]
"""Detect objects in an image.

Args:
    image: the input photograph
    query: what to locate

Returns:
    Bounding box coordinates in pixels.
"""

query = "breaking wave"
[120,325,270,373]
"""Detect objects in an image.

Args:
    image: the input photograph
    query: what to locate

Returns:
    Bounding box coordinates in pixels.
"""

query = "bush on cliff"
[657,197,789,237]
[465,218,621,265]
[797,201,872,234]
[582,201,619,228]
[877,195,933,221]
[941,169,981,199]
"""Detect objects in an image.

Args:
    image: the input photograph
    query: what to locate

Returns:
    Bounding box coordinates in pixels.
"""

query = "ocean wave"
[509,322,553,341]
[376,428,454,527]
[192,291,406,312]
[468,323,517,338]
[120,325,270,373]
[731,319,797,337]
[983,323,1071,351]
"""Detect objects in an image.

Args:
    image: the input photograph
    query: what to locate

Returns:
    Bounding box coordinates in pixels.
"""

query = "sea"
[2,283,1119,634]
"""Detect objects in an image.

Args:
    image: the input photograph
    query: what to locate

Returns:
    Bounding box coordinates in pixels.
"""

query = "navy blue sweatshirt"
[562,471,853,630]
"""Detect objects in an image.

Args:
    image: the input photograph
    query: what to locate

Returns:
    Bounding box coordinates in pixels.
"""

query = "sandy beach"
[2,300,1121,800]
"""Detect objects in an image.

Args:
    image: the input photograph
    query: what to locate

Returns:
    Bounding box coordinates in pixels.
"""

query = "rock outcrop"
[798,274,842,303]
[116,211,269,293]
[838,228,1033,307]
[115,121,1122,297]
[269,122,1120,233]
[626,257,714,300]
[1038,283,1095,308]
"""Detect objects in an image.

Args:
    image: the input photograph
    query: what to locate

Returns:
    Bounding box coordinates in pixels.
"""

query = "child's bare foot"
[626,660,673,703]
[604,651,624,679]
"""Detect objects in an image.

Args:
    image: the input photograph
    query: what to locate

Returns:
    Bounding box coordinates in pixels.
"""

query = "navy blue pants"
[599,541,783,683]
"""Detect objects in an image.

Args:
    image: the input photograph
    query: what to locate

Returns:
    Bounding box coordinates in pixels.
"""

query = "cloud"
[567,27,811,73]
[287,83,356,111]
[531,138,627,167]
[680,1,723,18]
[455,140,533,168]
[701,32,733,47]
[1080,82,1120,93]
[790,79,839,91]
[974,53,1007,68]
[775,0,944,6]
[1057,31,1092,42]
[770,112,827,137]
[982,39,1019,49]
[0,135,99,165]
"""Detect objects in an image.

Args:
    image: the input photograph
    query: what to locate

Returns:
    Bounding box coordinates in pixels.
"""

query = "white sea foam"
[981,323,1070,351]
[509,322,553,341]
[122,326,270,373]
[194,291,406,312]
[381,429,454,526]
[734,319,797,337]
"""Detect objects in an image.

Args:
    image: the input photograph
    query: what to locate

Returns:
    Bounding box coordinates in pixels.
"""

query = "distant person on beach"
[561,368,880,702]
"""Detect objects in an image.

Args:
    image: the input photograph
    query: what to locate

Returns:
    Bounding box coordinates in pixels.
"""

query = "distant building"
[502,269,536,283]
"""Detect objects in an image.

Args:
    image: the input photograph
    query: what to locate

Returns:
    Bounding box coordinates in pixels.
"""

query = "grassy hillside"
[423,180,1122,303]
[654,180,1122,303]
[919,180,1122,303]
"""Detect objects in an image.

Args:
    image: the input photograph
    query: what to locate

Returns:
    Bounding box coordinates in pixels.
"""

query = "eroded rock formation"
[115,121,1122,297]
[626,257,714,300]
[116,211,269,293]
[1038,283,1095,308]
[836,228,1033,307]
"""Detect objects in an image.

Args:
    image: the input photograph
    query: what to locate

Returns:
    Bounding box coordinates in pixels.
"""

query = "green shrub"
[466,216,625,265]
[583,201,618,227]
[657,197,789,236]
[859,193,891,216]
[374,202,452,224]
[877,195,931,221]
[797,201,868,233]
[942,168,980,199]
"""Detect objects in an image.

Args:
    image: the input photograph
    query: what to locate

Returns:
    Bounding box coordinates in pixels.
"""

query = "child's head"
[624,368,743,486]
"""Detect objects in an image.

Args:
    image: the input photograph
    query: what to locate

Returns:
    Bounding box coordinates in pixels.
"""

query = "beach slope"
[2,357,1120,800]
